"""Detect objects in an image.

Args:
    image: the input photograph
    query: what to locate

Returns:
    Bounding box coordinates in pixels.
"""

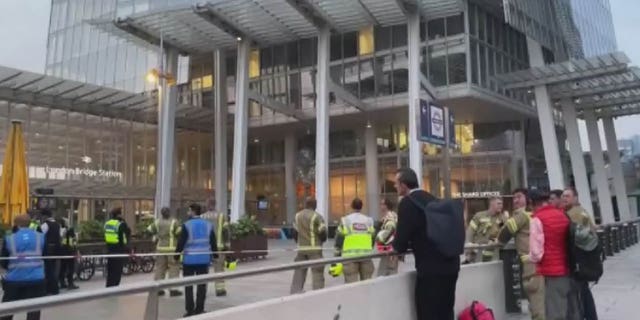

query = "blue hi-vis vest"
[4,228,45,282]
[183,218,212,266]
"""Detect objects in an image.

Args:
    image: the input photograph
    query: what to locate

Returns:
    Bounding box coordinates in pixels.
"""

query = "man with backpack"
[392,168,463,320]
[562,187,601,320]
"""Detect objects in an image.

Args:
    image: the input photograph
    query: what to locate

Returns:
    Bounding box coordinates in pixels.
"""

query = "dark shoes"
[59,283,68,289]
[67,283,80,290]
[184,310,206,317]
[169,290,183,297]
[215,289,227,297]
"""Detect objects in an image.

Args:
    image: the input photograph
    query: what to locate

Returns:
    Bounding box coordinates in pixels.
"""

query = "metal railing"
[0,244,502,319]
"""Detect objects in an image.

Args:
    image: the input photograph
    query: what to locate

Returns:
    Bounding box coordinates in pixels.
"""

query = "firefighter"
[202,199,231,297]
[147,207,182,297]
[290,198,327,294]
[465,196,505,262]
[376,198,398,276]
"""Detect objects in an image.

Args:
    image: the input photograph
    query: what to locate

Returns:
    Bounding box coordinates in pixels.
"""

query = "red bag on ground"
[458,301,495,320]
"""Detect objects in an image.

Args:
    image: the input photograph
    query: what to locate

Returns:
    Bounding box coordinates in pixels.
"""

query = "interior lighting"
[146,68,160,84]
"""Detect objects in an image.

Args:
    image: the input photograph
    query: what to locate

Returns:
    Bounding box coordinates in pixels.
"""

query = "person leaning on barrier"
[39,208,62,295]
[1,214,47,320]
[376,198,399,277]
[59,217,79,290]
[202,199,232,297]
[465,196,505,263]
[175,203,217,317]
[290,197,327,294]
[562,187,599,320]
[147,207,182,297]
[497,188,545,320]
[333,198,375,284]
[104,207,131,288]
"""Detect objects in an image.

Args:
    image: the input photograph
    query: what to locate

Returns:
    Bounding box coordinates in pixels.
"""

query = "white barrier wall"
[187,261,506,320]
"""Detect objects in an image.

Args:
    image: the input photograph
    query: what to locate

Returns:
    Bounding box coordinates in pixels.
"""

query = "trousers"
[1,281,46,320]
[523,274,545,320]
[343,260,374,284]
[580,281,598,320]
[213,253,226,292]
[44,258,60,295]
[545,276,580,320]
[183,265,209,315]
[59,257,75,286]
[290,250,325,293]
[154,253,180,281]
[377,256,398,277]
[415,273,458,320]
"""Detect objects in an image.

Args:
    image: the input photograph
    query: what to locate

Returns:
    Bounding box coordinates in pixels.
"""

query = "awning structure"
[494,52,640,119]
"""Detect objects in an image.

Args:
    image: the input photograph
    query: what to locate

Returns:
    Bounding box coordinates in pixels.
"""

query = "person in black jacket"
[392,168,460,320]
[40,209,62,295]
[105,208,131,288]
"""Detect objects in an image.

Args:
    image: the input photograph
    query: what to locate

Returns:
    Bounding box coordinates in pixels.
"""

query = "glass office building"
[25,0,593,225]
[570,0,617,57]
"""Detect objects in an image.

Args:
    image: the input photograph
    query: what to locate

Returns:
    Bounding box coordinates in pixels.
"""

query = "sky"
[0,0,639,147]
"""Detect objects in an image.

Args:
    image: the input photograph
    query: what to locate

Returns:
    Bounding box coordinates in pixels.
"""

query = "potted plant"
[229,216,267,261]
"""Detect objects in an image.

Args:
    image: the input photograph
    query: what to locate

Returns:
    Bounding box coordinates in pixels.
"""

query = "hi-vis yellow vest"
[339,213,374,257]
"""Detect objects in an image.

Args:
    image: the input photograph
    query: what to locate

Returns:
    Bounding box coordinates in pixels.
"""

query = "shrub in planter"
[135,216,154,240]
[229,216,268,260]
[78,220,104,242]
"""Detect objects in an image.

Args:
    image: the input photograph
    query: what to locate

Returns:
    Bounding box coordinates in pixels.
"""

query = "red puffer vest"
[535,205,570,276]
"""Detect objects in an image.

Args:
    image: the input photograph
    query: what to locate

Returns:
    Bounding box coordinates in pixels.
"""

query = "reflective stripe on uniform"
[104,220,123,244]
[506,218,518,234]
[310,214,318,248]
[469,220,478,230]
[156,219,178,251]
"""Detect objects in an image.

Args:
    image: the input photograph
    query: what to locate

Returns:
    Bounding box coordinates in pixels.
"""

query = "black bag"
[566,219,603,282]
[408,196,465,258]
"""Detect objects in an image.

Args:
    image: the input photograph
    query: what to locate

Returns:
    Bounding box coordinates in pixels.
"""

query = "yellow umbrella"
[0,121,30,225]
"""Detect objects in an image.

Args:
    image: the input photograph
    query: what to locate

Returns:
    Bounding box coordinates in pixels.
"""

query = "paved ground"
[2,240,640,319]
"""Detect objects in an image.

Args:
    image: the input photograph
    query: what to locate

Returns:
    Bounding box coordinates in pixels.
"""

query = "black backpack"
[565,217,604,282]
[408,196,465,258]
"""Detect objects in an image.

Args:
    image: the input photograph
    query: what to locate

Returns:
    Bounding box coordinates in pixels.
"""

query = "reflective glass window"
[287,41,299,69]
[392,25,408,47]
[469,4,477,36]
[471,40,478,84]
[289,73,301,109]
[299,38,315,67]
[344,31,358,57]
[428,49,447,86]
[428,18,445,40]
[446,13,464,36]
[375,56,392,96]
[359,58,374,99]
[300,70,315,109]
[448,52,466,84]
[330,34,342,61]
[273,45,286,73]
[260,47,272,75]
[478,10,486,41]
[374,26,392,51]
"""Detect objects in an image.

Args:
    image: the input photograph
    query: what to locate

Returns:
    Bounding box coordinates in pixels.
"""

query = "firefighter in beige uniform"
[465,197,505,262]
[497,189,544,320]
[147,207,182,297]
[290,198,327,294]
[202,200,231,297]
[376,198,398,276]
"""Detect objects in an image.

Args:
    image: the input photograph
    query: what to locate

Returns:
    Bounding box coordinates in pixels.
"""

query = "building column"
[315,27,330,221]
[154,48,179,216]
[561,101,595,218]
[407,11,423,185]
[214,49,228,216]
[285,133,297,223]
[365,124,380,220]
[519,120,529,188]
[603,116,631,221]
[526,38,564,189]
[230,40,250,222]
[584,109,615,224]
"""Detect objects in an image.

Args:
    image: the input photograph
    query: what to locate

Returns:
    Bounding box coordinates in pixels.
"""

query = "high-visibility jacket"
[61,227,77,247]
[148,218,180,251]
[338,213,374,257]
[29,220,40,231]
[202,211,229,250]
[294,209,326,251]
[183,218,212,266]
[104,219,126,245]
[4,228,45,282]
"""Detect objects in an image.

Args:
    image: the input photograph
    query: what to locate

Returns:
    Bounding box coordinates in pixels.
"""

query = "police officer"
[290,198,327,294]
[497,188,544,320]
[59,218,79,290]
[147,207,182,297]
[376,198,398,276]
[1,214,47,320]
[175,203,217,317]
[104,207,131,288]
[39,209,62,295]
[334,198,375,283]
[202,199,231,296]
[465,196,505,262]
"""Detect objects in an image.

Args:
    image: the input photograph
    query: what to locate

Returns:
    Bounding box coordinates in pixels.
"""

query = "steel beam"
[247,90,303,119]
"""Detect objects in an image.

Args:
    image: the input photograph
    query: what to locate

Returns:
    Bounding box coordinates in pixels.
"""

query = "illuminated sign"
[452,191,502,198]
[43,167,123,179]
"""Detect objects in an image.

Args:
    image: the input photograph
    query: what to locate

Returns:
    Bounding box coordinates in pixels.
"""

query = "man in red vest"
[529,189,580,320]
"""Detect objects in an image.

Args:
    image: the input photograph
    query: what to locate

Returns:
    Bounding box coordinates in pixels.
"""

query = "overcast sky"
[0,0,639,148]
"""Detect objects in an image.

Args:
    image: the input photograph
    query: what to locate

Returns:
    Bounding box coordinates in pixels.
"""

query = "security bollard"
[612,227,621,253]
[597,229,607,261]
[634,223,639,244]
[500,247,523,313]
[604,226,614,256]
[620,224,628,250]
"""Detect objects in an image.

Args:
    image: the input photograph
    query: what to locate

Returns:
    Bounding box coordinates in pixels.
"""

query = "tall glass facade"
[570,0,617,57]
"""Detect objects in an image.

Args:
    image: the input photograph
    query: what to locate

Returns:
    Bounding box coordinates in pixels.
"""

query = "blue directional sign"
[419,99,446,146]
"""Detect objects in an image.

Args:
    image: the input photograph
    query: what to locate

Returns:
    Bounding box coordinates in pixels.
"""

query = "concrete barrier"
[187,261,506,320]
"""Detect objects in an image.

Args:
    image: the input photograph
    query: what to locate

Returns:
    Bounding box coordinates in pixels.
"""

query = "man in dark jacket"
[392,168,460,320]
[40,209,61,295]
[104,208,131,287]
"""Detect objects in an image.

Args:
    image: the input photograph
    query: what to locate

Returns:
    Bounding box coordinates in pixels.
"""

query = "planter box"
[230,234,268,261]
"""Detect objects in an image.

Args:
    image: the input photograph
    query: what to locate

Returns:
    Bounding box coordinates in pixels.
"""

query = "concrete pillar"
[407,11,423,185]
[154,49,179,216]
[520,120,529,188]
[561,101,595,218]
[315,27,330,221]
[214,49,228,216]
[603,116,631,221]
[230,40,250,222]
[285,133,297,223]
[584,109,615,224]
[526,38,564,189]
[365,124,380,220]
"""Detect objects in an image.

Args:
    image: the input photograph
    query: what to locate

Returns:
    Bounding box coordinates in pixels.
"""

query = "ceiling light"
[253,138,260,143]
[236,37,242,41]
[81,156,92,164]
[366,121,372,129]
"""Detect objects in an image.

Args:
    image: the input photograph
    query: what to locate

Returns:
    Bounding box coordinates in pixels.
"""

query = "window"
[471,40,478,84]
[479,44,487,87]
[428,50,447,87]
[357,28,372,56]
[446,14,464,36]
[300,70,315,109]
[448,53,466,84]
[249,49,260,78]
[299,38,316,67]
[287,41,299,69]
[392,25,407,47]
[260,47,272,75]
[331,34,342,61]
[289,73,301,109]
[274,45,286,73]
[478,10,486,41]
[374,26,392,51]
[428,18,445,40]
[375,56,391,96]
[344,31,358,57]
[469,4,477,36]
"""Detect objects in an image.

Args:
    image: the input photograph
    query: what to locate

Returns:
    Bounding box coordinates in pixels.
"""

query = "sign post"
[419,99,455,198]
